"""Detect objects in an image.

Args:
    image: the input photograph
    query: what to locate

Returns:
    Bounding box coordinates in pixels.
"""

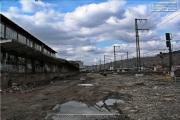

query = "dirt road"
[1,73,180,120]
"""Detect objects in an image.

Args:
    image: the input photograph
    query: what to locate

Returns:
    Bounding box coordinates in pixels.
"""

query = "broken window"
[18,57,25,65]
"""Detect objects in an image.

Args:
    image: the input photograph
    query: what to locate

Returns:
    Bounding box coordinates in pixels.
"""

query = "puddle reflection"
[77,84,94,86]
[46,100,124,120]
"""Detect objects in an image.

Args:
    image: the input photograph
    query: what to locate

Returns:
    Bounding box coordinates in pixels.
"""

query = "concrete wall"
[0,72,77,89]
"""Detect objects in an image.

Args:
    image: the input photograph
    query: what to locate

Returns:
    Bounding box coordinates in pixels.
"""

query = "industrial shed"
[0,14,79,88]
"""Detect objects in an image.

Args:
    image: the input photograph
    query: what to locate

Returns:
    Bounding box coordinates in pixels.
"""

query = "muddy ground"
[1,73,180,120]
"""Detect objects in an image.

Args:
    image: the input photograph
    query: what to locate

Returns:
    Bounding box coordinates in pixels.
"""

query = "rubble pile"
[1,83,29,94]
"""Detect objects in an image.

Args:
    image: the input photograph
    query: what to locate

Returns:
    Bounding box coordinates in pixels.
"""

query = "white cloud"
[158,11,180,31]
[1,0,179,65]
[64,0,126,28]
[19,0,54,12]
[9,6,20,13]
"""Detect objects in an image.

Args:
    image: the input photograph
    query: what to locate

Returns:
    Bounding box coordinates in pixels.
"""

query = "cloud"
[64,0,126,28]
[1,0,179,65]
[19,0,54,12]
[158,11,180,31]
[8,6,20,13]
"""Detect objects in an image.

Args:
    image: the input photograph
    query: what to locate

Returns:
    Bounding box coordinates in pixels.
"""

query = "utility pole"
[104,55,105,70]
[99,59,101,71]
[109,59,112,70]
[166,33,173,72]
[135,18,149,72]
[114,46,116,71]
[113,46,120,72]
[104,55,108,71]
[160,52,164,69]
[127,52,129,70]
[121,55,123,68]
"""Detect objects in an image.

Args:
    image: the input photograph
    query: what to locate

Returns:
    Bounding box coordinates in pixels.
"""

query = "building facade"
[0,14,79,88]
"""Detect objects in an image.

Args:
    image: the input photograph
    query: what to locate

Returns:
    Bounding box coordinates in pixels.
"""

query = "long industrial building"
[0,14,79,88]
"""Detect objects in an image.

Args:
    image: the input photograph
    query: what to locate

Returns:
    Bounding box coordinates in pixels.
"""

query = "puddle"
[77,84,94,86]
[46,101,122,120]
[80,77,86,80]
[97,99,125,106]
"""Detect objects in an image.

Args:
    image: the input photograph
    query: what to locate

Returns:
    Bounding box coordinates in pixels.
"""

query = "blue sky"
[1,0,180,65]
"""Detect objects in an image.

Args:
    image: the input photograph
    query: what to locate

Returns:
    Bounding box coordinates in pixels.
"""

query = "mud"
[1,73,180,120]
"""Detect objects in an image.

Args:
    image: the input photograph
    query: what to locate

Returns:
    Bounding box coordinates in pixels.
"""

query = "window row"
[44,48,54,56]
[1,22,55,57]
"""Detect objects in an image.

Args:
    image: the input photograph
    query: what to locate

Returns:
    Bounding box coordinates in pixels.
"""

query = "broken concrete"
[1,73,180,120]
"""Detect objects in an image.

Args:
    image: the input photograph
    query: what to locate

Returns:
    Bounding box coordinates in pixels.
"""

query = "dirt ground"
[1,73,180,120]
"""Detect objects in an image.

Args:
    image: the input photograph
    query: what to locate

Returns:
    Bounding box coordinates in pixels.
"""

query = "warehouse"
[0,14,79,88]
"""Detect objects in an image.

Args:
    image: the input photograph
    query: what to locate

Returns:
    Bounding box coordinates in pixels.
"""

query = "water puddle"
[80,77,86,80]
[97,99,125,106]
[77,84,94,86]
[46,100,124,120]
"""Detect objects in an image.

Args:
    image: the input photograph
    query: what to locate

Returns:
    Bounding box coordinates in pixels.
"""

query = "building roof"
[0,14,56,53]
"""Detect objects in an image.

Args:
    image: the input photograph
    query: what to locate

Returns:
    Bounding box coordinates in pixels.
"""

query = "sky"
[1,0,180,65]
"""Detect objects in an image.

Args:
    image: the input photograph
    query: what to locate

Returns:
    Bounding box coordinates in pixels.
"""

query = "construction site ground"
[1,73,180,120]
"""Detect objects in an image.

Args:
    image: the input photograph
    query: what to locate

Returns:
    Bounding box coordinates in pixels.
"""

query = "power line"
[148,11,175,30]
[139,11,176,38]
[139,0,173,29]
[139,12,180,42]
[156,13,180,28]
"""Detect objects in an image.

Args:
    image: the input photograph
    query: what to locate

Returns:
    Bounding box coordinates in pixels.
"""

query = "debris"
[80,77,86,80]
[129,109,139,113]
[135,74,144,77]
[2,73,180,120]
[94,83,99,86]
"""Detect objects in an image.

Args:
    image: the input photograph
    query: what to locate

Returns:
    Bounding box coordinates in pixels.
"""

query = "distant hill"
[115,50,180,68]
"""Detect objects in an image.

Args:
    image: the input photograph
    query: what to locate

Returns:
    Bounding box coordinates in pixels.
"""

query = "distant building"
[71,61,86,72]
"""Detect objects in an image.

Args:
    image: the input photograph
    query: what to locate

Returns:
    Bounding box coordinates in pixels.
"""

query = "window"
[18,57,25,64]
[34,42,36,49]
[34,43,42,51]
[0,23,5,38]
[29,40,33,47]
[26,39,29,46]
[50,52,55,57]
[39,45,42,51]
[52,53,56,57]
[26,39,33,47]
[18,34,26,44]
[44,48,47,54]
[6,26,17,40]
[44,48,49,54]
[1,51,3,61]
